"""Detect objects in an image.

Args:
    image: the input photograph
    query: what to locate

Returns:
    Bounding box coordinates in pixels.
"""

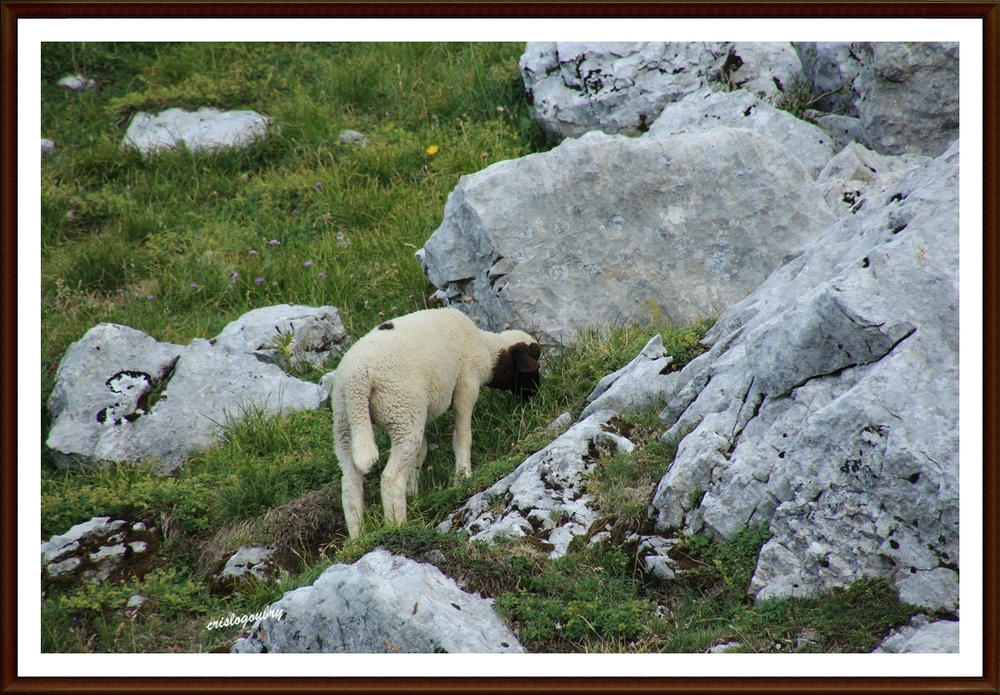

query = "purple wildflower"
[189,283,198,289]
[256,277,264,285]
[304,260,314,268]
[317,272,327,280]
[292,209,300,216]
[147,295,155,301]
[268,239,281,246]
[231,272,239,283]
[249,250,259,256]
[314,182,324,190]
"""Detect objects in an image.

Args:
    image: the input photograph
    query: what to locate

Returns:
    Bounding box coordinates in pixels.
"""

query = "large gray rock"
[649,140,959,608]
[853,42,959,157]
[231,549,523,653]
[438,410,634,558]
[212,303,349,372]
[520,42,730,139]
[122,107,268,155]
[46,307,332,472]
[645,88,837,179]
[418,126,835,347]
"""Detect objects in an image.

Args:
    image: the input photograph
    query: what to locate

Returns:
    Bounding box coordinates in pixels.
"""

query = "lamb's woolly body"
[332,308,540,538]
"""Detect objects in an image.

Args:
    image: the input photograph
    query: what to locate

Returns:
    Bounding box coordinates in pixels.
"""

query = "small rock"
[215,546,280,593]
[547,412,573,433]
[57,74,96,91]
[709,641,742,653]
[122,107,268,155]
[338,130,368,147]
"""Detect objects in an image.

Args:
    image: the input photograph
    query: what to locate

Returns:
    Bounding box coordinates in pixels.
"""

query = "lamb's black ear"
[512,343,540,373]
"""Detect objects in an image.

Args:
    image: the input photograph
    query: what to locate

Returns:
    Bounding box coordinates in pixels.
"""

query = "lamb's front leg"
[451,382,480,478]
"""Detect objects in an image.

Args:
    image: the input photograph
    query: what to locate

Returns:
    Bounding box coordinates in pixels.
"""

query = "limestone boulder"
[649,141,959,610]
[853,42,959,157]
[231,549,523,653]
[418,126,835,347]
[645,88,837,178]
[520,42,729,139]
[45,306,334,472]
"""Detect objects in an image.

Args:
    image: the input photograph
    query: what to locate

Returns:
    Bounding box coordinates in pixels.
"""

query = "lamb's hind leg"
[381,422,426,528]
[335,417,366,539]
[407,434,428,497]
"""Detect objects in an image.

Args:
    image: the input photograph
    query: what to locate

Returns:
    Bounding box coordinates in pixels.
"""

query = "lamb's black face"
[489,341,541,399]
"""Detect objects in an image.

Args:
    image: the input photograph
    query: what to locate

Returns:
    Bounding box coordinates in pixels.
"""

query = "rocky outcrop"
[122,107,268,155]
[42,516,159,591]
[232,549,523,653]
[853,42,959,157]
[520,42,730,139]
[438,410,635,557]
[45,305,342,472]
[520,42,804,140]
[649,140,959,611]
[418,126,835,347]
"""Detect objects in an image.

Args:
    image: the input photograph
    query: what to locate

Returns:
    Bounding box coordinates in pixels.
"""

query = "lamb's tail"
[341,379,379,475]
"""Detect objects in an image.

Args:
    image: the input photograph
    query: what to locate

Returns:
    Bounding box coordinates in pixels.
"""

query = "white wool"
[332,308,540,538]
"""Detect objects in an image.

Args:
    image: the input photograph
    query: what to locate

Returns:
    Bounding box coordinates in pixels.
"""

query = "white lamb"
[332,307,541,538]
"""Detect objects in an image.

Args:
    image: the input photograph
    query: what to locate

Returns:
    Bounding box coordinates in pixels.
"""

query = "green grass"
[39,41,920,654]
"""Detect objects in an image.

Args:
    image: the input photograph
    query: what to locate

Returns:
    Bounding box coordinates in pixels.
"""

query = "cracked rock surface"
[438,410,635,558]
[650,140,959,609]
[232,549,523,653]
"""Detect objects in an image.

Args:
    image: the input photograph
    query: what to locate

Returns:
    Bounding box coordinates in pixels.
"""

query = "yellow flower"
[426,145,439,156]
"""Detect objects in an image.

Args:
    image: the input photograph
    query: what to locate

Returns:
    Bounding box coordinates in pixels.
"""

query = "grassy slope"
[40,42,919,654]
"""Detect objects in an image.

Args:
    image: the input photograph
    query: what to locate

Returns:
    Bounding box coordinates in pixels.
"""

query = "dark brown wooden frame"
[2,3,996,693]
